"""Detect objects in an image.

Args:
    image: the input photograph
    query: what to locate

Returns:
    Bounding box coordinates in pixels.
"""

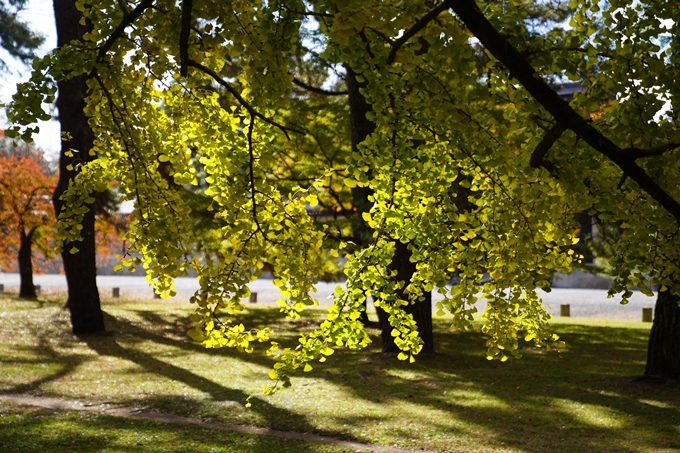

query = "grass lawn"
[1,294,679,452]
[0,404,352,453]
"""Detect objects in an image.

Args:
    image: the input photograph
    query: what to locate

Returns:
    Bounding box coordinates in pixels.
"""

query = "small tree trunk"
[18,228,37,299]
[376,241,434,353]
[53,0,105,334]
[644,289,680,379]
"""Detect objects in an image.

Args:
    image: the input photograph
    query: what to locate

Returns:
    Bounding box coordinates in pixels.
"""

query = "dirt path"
[0,394,440,453]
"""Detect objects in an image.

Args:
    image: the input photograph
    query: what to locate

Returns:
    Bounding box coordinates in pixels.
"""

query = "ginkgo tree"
[6,0,680,391]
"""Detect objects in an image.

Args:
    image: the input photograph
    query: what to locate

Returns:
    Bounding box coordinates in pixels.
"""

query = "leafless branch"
[366,27,395,46]
[623,142,680,159]
[292,77,348,96]
[281,6,333,18]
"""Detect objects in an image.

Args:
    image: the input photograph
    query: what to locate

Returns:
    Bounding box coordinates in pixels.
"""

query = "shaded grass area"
[0,402,352,453]
[1,295,679,452]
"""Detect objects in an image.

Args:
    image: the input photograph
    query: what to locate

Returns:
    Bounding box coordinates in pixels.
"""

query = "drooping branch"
[448,0,680,223]
[185,59,305,138]
[179,0,193,77]
[292,77,348,96]
[386,1,452,64]
[529,122,567,173]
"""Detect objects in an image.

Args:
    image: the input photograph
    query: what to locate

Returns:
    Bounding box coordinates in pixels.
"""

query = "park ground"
[1,294,679,453]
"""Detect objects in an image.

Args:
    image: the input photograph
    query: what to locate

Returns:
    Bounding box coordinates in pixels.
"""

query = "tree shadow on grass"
[76,311,372,446]
[93,306,680,452]
[139,305,677,452]
[102,308,326,375]
[0,405,346,453]
[5,299,679,452]
[307,321,680,452]
[1,337,89,395]
[1,299,90,395]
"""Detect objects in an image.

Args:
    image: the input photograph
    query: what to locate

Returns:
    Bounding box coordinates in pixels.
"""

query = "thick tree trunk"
[52,0,104,334]
[18,227,36,299]
[345,64,374,326]
[376,241,434,353]
[644,289,680,379]
[345,64,375,250]
[345,64,433,345]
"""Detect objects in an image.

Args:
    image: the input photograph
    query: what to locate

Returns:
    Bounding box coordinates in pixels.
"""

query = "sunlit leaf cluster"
[7,0,680,393]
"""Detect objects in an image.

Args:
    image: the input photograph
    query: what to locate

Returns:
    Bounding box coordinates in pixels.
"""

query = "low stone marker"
[35,285,41,295]
[249,292,258,303]
[642,307,653,322]
[112,287,120,298]
[0,284,3,293]
[560,304,570,317]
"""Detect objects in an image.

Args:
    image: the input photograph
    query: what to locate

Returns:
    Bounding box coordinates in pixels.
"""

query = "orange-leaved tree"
[0,139,57,298]
[93,193,128,272]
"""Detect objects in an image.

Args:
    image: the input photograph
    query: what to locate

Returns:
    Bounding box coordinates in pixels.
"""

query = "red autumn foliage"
[1,136,129,293]
[0,148,57,297]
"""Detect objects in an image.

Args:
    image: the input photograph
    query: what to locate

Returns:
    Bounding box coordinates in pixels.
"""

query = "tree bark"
[52,0,105,334]
[644,289,680,379]
[345,64,375,247]
[18,227,36,299]
[345,64,433,347]
[376,241,434,353]
[345,64,374,326]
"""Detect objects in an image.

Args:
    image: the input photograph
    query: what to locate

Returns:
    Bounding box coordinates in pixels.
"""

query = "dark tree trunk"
[18,227,37,299]
[345,64,375,326]
[376,241,434,353]
[345,64,433,346]
[644,289,680,379]
[52,0,104,334]
[345,64,375,250]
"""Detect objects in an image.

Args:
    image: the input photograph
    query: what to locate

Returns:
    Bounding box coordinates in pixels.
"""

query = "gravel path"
[0,273,657,321]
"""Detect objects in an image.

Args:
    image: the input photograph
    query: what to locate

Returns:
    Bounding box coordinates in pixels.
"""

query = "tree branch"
[292,77,347,96]
[88,0,155,82]
[247,113,260,230]
[366,27,395,46]
[529,122,567,173]
[386,1,452,65]
[623,142,680,159]
[281,6,333,18]
[449,0,680,223]
[179,0,193,77]
[186,59,305,138]
[96,0,155,61]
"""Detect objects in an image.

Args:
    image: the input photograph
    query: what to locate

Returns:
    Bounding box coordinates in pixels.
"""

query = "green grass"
[1,295,680,453]
[0,403,352,453]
